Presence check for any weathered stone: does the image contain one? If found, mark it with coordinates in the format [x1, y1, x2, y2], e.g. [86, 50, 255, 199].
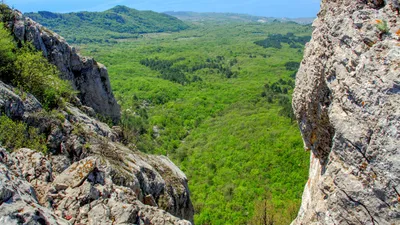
[65, 104, 119, 141]
[8, 10, 120, 122]
[0, 7, 194, 225]
[0, 149, 69, 225]
[88, 203, 112, 225]
[45, 153, 193, 224]
[8, 148, 52, 184]
[292, 0, 400, 224]
[52, 157, 98, 189]
[0, 144, 194, 224]
[0, 81, 42, 120]
[51, 154, 71, 176]
[144, 194, 158, 207]
[7, 148, 53, 205]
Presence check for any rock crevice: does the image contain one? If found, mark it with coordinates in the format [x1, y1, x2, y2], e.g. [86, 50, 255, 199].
[292, 0, 400, 224]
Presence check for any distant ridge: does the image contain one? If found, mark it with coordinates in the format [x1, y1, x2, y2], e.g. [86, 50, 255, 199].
[164, 11, 315, 25]
[24, 5, 189, 44]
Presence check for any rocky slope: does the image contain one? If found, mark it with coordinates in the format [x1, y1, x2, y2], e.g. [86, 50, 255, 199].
[0, 7, 193, 225]
[6, 9, 121, 122]
[292, 0, 399, 224]
[0, 77, 194, 225]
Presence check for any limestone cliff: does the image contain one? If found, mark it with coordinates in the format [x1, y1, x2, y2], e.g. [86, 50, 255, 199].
[0, 6, 193, 224]
[292, 0, 399, 224]
[5, 10, 121, 122]
[0, 80, 194, 224]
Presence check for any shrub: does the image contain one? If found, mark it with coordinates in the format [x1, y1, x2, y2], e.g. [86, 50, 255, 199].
[0, 21, 76, 110]
[0, 22, 15, 82]
[0, 3, 14, 23]
[13, 44, 76, 109]
[0, 115, 47, 153]
[120, 111, 148, 144]
[255, 33, 311, 49]
[278, 96, 295, 122]
[375, 19, 389, 34]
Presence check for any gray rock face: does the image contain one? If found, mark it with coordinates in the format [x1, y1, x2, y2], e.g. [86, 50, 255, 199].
[292, 0, 400, 224]
[0, 148, 192, 225]
[0, 79, 194, 223]
[6, 10, 120, 122]
[0, 148, 70, 225]
[0, 81, 42, 120]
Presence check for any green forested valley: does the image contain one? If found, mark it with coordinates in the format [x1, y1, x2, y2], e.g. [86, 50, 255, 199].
[25, 8, 313, 224]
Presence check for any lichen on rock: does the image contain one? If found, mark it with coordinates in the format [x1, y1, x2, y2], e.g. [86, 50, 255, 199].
[292, 0, 400, 224]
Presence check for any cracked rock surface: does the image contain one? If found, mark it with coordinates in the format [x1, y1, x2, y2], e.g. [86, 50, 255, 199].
[0, 70, 193, 224]
[0, 149, 193, 225]
[292, 0, 400, 224]
[7, 10, 120, 122]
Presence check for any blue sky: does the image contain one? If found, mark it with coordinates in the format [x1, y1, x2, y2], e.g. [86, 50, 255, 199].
[5, 0, 320, 18]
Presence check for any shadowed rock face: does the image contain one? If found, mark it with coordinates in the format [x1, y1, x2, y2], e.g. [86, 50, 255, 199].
[7, 10, 121, 122]
[292, 0, 399, 224]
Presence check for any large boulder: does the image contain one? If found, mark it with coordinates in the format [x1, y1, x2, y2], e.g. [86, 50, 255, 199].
[292, 0, 400, 224]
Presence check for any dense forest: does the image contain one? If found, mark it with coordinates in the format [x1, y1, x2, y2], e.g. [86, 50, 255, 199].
[139, 55, 239, 85]
[3, 3, 314, 223]
[24, 5, 189, 44]
[254, 33, 311, 49]
[76, 18, 312, 224]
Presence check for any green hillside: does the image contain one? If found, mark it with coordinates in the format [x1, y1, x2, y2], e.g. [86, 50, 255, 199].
[24, 5, 189, 44]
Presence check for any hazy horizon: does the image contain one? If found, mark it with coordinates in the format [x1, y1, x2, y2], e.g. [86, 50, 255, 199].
[5, 0, 320, 18]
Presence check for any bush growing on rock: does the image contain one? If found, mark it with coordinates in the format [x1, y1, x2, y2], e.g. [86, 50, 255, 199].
[0, 22, 15, 82]
[0, 115, 47, 153]
[0, 22, 76, 110]
[13, 45, 76, 109]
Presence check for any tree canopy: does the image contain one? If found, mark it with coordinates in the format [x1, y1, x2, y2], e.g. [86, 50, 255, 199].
[24, 6, 189, 44]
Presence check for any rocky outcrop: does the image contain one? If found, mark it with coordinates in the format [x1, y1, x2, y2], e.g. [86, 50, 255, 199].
[0, 77, 193, 223]
[5, 9, 120, 122]
[0, 81, 42, 120]
[0, 148, 70, 225]
[292, 0, 399, 224]
[0, 148, 192, 225]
